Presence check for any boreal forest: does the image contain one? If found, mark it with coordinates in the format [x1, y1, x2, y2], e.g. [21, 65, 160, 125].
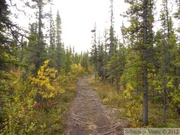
[0, 0, 180, 134]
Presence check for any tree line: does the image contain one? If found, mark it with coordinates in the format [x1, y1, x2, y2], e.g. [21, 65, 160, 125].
[90, 0, 180, 125]
[0, 0, 179, 132]
[0, 0, 91, 134]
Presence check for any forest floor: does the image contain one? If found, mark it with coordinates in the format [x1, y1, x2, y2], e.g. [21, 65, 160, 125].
[64, 75, 128, 135]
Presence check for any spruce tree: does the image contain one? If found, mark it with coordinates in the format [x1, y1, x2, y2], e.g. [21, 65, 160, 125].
[55, 10, 63, 74]
[91, 23, 98, 80]
[48, 6, 56, 68]
[0, 0, 16, 79]
[81, 52, 90, 72]
[123, 0, 155, 125]
[109, 0, 115, 56]
[0, 0, 18, 127]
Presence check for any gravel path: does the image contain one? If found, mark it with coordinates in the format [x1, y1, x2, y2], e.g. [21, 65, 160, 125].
[65, 76, 127, 135]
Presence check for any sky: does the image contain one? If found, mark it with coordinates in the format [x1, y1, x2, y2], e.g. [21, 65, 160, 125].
[11, 0, 178, 53]
[10, 0, 128, 53]
[51, 0, 178, 54]
[52, 0, 128, 53]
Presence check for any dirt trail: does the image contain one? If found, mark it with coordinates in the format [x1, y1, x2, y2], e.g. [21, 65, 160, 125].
[65, 76, 127, 135]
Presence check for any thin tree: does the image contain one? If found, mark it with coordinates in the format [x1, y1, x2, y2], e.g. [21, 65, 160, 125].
[142, 0, 148, 125]
[91, 23, 97, 80]
[109, 0, 115, 56]
[49, 6, 56, 68]
[56, 10, 63, 74]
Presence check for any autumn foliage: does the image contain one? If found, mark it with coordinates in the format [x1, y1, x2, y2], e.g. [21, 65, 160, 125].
[30, 60, 64, 99]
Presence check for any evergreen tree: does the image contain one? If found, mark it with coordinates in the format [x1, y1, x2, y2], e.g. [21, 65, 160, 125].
[106, 35, 118, 85]
[0, 0, 18, 128]
[36, 0, 44, 72]
[142, 0, 149, 125]
[173, 0, 180, 91]
[100, 0, 117, 84]
[159, 0, 178, 122]
[0, 0, 16, 79]
[81, 52, 90, 72]
[74, 52, 81, 65]
[91, 24, 98, 79]
[107, 41, 126, 92]
[48, 6, 56, 68]
[55, 10, 63, 74]
[108, 0, 115, 56]
[25, 0, 49, 75]
[97, 36, 104, 78]
[26, 23, 38, 72]
[123, 0, 155, 125]
[100, 29, 109, 82]
[64, 47, 73, 75]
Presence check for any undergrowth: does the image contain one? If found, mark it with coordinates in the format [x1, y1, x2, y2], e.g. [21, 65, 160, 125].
[1, 74, 76, 135]
[89, 76, 180, 128]
[0, 61, 91, 135]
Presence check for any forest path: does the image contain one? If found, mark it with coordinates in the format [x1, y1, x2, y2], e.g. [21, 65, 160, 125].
[64, 75, 127, 135]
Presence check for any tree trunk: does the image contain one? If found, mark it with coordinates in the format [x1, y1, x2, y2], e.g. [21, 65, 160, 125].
[36, 0, 43, 103]
[163, 0, 170, 123]
[163, 54, 167, 123]
[93, 24, 97, 80]
[142, 0, 148, 125]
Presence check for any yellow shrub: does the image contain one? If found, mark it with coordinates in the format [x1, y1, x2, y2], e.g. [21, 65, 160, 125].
[30, 60, 64, 99]
[69, 64, 86, 79]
